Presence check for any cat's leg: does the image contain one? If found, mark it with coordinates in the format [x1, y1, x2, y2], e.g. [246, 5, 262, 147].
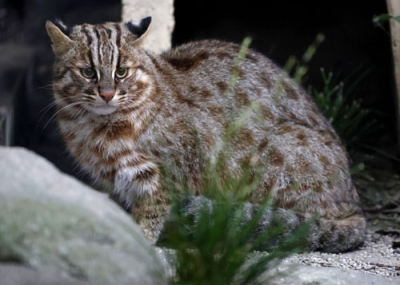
[114, 162, 169, 241]
[131, 188, 170, 242]
[113, 160, 159, 206]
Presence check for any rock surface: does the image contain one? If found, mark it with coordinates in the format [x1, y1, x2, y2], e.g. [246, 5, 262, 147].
[156, 240, 400, 285]
[0, 146, 167, 285]
[0, 264, 96, 285]
[122, 0, 174, 54]
[264, 264, 399, 285]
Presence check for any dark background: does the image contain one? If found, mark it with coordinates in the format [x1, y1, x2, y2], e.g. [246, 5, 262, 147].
[0, 0, 396, 183]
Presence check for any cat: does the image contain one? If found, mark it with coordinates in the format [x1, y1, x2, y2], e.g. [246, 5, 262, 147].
[46, 16, 366, 252]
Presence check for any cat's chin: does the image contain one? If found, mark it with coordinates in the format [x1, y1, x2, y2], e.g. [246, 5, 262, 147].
[88, 106, 118, 115]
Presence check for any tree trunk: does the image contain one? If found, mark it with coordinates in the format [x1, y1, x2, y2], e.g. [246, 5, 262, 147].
[386, 0, 400, 149]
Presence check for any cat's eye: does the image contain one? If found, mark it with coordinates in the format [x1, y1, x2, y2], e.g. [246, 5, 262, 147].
[115, 68, 128, 79]
[81, 68, 96, 79]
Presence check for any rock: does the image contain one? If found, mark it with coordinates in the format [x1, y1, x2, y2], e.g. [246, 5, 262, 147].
[262, 264, 399, 285]
[0, 146, 168, 285]
[0, 264, 96, 285]
[122, 0, 174, 54]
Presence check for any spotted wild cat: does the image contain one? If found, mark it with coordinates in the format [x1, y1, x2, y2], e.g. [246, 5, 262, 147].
[46, 17, 366, 252]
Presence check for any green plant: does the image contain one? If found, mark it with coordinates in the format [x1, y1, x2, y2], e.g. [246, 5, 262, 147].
[309, 69, 378, 153]
[159, 194, 310, 285]
[373, 14, 400, 24]
[284, 34, 325, 84]
[156, 38, 312, 285]
[282, 32, 378, 155]
[158, 142, 310, 284]
[283, 31, 377, 154]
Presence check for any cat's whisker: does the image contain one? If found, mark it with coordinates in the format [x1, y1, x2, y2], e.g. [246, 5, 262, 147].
[38, 102, 58, 117]
[39, 96, 73, 114]
[37, 83, 54, 90]
[76, 105, 88, 117]
[68, 102, 85, 115]
[42, 101, 83, 131]
[36, 96, 82, 131]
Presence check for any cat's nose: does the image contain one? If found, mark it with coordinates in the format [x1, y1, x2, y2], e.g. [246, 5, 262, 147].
[99, 89, 115, 102]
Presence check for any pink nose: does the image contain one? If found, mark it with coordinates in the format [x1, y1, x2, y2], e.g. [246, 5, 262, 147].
[100, 89, 115, 102]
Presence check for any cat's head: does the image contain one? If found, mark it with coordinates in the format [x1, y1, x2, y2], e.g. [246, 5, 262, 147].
[46, 17, 153, 115]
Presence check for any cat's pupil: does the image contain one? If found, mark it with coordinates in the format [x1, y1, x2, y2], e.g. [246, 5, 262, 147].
[115, 68, 127, 78]
[81, 68, 96, 78]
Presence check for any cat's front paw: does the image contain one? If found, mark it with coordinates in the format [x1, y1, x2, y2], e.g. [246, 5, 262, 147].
[114, 162, 160, 208]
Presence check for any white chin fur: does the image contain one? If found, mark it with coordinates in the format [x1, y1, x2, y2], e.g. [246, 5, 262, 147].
[88, 106, 118, 115]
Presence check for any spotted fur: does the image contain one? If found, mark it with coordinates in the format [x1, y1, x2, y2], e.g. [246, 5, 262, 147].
[46, 17, 366, 252]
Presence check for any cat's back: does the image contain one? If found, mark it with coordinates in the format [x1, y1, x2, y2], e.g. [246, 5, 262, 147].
[155, 40, 352, 208]
[160, 39, 279, 83]
[162, 40, 262, 68]
[157, 39, 333, 135]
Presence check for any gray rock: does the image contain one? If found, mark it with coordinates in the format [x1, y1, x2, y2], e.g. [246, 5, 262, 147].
[263, 264, 399, 285]
[0, 146, 168, 285]
[0, 264, 96, 285]
[122, 0, 174, 54]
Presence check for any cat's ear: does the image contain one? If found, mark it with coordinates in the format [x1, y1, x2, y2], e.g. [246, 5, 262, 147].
[125, 16, 152, 45]
[46, 20, 74, 57]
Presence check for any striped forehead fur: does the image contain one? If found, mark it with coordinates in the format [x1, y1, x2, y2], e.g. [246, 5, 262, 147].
[76, 23, 123, 71]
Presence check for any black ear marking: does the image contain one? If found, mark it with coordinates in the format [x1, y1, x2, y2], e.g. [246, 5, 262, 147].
[125, 16, 152, 37]
[53, 19, 72, 36]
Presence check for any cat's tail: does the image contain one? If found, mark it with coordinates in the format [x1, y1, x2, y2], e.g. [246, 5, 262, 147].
[250, 205, 366, 253]
[157, 196, 366, 253]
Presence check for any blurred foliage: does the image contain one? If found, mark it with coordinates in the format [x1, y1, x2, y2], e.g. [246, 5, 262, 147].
[373, 14, 400, 24]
